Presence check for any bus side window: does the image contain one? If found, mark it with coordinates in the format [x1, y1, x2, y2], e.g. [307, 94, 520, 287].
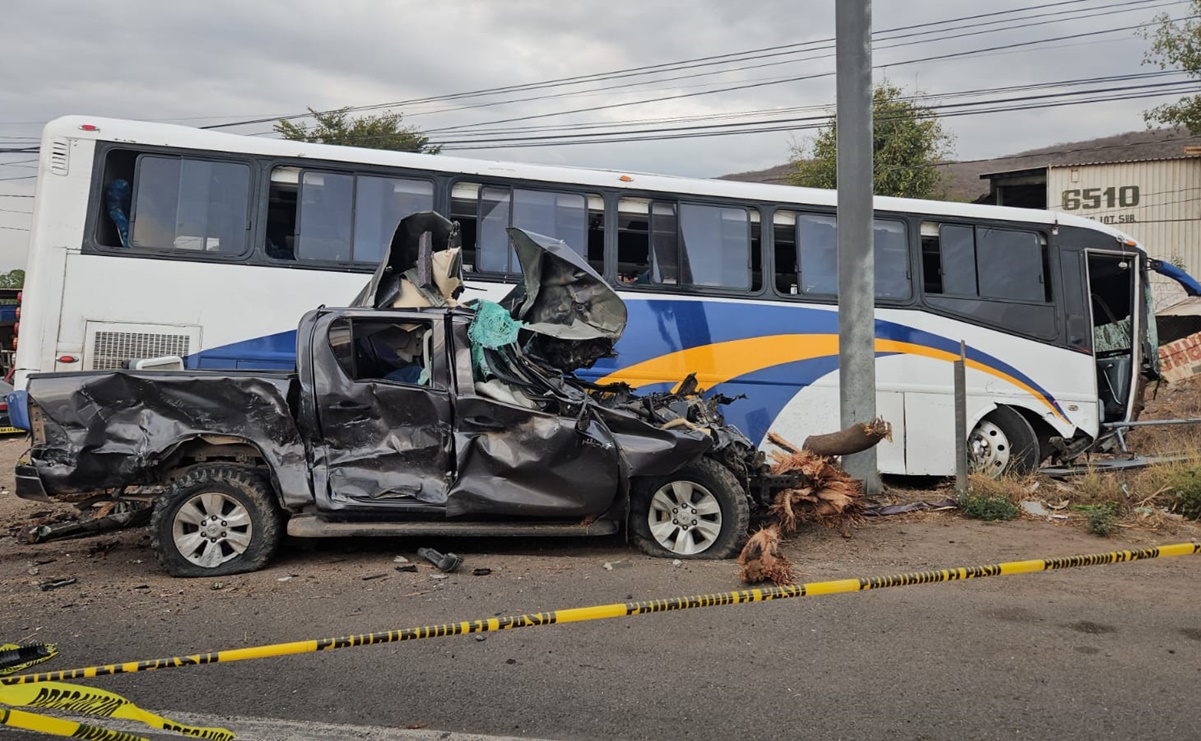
[453, 183, 600, 276]
[95, 149, 138, 249]
[617, 197, 752, 290]
[129, 155, 252, 255]
[775, 210, 910, 300]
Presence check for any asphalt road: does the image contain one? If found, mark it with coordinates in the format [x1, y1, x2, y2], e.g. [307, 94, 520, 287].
[3, 514, 1199, 741]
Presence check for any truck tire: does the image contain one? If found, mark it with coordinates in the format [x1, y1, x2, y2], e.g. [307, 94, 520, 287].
[630, 457, 749, 560]
[150, 464, 283, 578]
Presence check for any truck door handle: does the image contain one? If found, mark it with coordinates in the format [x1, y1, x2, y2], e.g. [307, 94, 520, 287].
[466, 416, 505, 430]
[335, 401, 369, 411]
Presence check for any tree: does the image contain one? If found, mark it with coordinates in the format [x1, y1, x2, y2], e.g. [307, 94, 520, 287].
[1142, 1, 1201, 133]
[0, 269, 25, 289]
[274, 108, 441, 154]
[787, 82, 954, 199]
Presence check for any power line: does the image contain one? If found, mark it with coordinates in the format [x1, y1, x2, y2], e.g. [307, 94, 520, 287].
[200, 0, 1165, 131]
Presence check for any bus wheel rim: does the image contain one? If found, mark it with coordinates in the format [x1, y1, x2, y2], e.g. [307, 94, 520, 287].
[969, 419, 1011, 474]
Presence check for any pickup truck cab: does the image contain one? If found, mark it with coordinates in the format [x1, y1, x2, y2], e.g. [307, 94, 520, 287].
[16, 216, 760, 576]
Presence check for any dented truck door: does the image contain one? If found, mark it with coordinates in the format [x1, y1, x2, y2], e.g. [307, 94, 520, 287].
[444, 317, 623, 518]
[306, 310, 453, 512]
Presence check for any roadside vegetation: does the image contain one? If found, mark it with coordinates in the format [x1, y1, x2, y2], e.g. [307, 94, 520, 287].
[952, 376, 1201, 536]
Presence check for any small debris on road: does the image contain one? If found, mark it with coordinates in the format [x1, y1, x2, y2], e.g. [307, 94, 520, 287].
[472, 567, 492, 576]
[361, 573, 388, 581]
[393, 555, 409, 564]
[417, 547, 463, 573]
[395, 564, 418, 573]
[38, 577, 77, 591]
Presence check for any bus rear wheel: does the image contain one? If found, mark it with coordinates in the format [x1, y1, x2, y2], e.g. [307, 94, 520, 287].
[969, 406, 1040, 477]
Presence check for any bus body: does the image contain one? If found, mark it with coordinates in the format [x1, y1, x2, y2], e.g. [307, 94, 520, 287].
[14, 115, 1168, 475]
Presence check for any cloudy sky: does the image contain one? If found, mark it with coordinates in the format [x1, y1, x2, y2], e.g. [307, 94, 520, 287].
[0, 0, 1192, 270]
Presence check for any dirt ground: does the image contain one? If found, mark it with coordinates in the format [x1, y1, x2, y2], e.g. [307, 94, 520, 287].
[2, 412, 1199, 612]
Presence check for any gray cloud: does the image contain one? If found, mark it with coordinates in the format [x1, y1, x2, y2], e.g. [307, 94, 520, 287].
[0, 0, 1186, 267]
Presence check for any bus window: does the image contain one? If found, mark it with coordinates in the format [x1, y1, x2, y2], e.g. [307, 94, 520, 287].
[618, 198, 752, 290]
[297, 171, 354, 262]
[774, 211, 911, 300]
[452, 183, 602, 276]
[921, 221, 1056, 340]
[129, 155, 251, 255]
[267, 167, 434, 265]
[923, 223, 1049, 302]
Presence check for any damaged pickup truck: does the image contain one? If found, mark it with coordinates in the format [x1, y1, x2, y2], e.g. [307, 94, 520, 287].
[16, 213, 769, 577]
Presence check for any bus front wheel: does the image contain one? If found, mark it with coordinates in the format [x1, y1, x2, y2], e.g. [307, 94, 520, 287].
[969, 407, 1040, 477]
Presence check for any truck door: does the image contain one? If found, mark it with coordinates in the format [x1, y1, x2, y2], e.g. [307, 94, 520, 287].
[443, 317, 623, 519]
[309, 312, 453, 512]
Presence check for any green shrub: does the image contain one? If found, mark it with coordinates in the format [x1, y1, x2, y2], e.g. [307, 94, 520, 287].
[1168, 467, 1201, 519]
[958, 494, 1019, 521]
[1074, 503, 1118, 536]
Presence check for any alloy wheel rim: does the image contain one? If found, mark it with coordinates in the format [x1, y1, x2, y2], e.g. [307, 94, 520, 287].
[172, 491, 253, 568]
[646, 480, 723, 556]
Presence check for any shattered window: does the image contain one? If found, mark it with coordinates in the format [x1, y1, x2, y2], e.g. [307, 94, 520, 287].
[130, 155, 250, 254]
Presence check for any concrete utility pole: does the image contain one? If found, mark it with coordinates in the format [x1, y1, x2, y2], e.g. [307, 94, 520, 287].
[835, 0, 882, 494]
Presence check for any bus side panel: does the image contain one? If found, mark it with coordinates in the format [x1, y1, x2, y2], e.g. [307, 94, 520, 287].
[14, 138, 96, 386]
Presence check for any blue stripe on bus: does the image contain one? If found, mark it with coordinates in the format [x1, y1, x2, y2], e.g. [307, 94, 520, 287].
[188, 298, 1065, 438]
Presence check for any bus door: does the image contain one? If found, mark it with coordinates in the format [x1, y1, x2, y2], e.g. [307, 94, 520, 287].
[1086, 251, 1141, 422]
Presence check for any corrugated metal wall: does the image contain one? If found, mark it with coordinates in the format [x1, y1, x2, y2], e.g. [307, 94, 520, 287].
[1048, 158, 1201, 307]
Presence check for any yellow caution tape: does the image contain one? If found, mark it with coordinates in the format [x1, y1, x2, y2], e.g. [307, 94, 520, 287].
[0, 643, 58, 676]
[1, 705, 149, 740]
[4, 542, 1195, 687]
[0, 681, 234, 740]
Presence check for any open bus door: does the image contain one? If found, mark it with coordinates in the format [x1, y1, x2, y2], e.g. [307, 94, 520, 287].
[1086, 251, 1142, 425]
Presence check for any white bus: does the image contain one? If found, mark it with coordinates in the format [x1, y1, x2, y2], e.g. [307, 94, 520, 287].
[14, 115, 1184, 476]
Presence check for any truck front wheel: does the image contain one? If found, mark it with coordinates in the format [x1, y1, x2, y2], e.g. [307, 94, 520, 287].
[150, 464, 283, 578]
[630, 457, 749, 560]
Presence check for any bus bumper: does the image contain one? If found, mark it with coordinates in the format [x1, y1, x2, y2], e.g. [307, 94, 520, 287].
[15, 464, 51, 502]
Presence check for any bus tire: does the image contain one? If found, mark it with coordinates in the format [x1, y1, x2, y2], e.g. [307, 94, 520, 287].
[969, 406, 1041, 477]
[150, 464, 283, 578]
[630, 457, 749, 560]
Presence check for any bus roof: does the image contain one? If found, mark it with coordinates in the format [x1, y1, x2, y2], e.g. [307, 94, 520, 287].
[42, 115, 1140, 249]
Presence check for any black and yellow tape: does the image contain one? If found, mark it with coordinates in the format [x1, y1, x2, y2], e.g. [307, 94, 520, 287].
[0, 680, 235, 740]
[1, 705, 149, 741]
[0, 643, 58, 676]
[3, 542, 1196, 688]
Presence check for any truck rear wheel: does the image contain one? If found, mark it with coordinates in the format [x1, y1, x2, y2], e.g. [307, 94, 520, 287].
[150, 464, 283, 578]
[630, 457, 749, 560]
